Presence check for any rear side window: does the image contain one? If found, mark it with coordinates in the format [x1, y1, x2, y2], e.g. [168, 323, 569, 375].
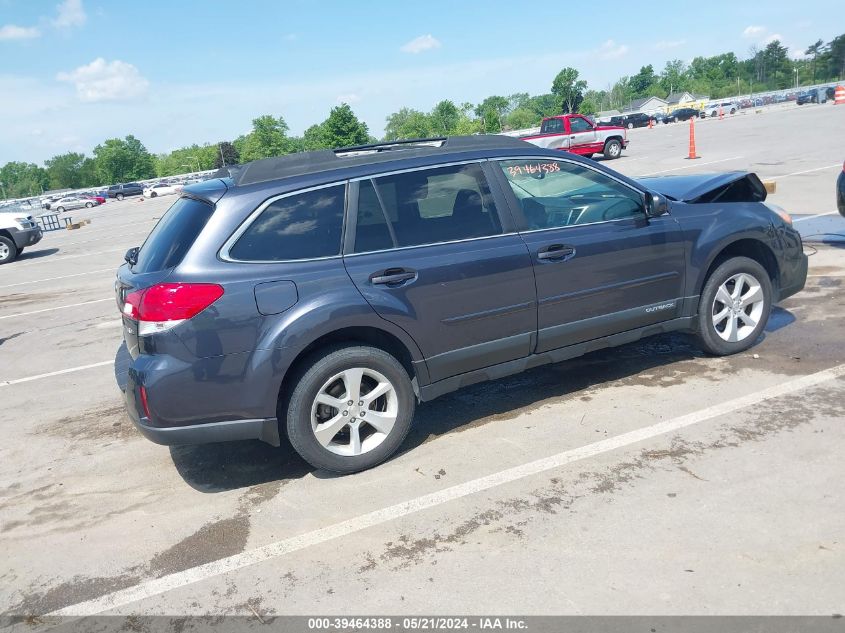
[541, 118, 563, 134]
[229, 184, 345, 261]
[133, 197, 214, 272]
[352, 163, 502, 253]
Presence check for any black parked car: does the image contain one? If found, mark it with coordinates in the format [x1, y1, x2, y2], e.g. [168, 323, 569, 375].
[115, 136, 807, 474]
[666, 107, 703, 122]
[108, 183, 144, 200]
[621, 112, 654, 129]
[837, 161, 845, 217]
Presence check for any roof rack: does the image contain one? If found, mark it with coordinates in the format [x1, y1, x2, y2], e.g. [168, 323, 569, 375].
[334, 138, 447, 157]
[213, 135, 532, 188]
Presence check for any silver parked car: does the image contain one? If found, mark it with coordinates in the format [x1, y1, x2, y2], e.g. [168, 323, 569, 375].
[52, 196, 95, 213]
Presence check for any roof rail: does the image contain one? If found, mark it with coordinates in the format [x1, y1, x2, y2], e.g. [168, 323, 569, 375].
[334, 138, 447, 157]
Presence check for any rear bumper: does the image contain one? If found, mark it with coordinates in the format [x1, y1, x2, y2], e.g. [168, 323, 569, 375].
[114, 342, 281, 446]
[132, 415, 280, 446]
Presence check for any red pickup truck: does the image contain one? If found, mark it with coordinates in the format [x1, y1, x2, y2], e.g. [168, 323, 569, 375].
[520, 114, 628, 160]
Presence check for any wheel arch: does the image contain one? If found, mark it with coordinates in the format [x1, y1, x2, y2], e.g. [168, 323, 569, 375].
[275, 324, 425, 422]
[697, 238, 780, 297]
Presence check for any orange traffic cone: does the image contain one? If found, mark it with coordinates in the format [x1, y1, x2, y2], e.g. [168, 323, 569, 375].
[719, 104, 724, 120]
[685, 116, 700, 160]
[648, 118, 653, 129]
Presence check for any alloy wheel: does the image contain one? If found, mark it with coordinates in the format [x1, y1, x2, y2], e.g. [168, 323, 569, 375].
[711, 273, 765, 342]
[310, 367, 398, 457]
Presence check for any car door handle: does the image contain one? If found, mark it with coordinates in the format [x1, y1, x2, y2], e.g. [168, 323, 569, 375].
[537, 244, 576, 261]
[370, 268, 417, 286]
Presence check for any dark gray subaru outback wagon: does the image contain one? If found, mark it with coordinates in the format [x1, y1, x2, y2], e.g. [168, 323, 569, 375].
[115, 135, 807, 473]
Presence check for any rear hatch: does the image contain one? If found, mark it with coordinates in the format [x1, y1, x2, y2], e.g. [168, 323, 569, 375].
[115, 195, 217, 358]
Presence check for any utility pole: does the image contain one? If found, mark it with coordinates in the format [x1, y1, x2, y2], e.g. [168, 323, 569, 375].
[219, 144, 226, 167]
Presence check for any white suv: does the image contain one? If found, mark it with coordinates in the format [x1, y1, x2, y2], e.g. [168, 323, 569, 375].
[0, 211, 43, 264]
[704, 101, 737, 117]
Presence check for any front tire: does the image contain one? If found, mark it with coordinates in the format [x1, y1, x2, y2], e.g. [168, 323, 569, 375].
[56, 206, 65, 213]
[150, 192, 157, 198]
[285, 345, 416, 474]
[695, 257, 772, 356]
[0, 236, 18, 264]
[116, 194, 124, 201]
[603, 139, 622, 159]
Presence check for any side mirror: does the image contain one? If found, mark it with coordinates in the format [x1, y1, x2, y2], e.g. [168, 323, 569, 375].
[644, 191, 669, 218]
[124, 246, 139, 265]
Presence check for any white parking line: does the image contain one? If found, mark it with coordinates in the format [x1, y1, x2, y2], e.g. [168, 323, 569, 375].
[16, 248, 126, 267]
[50, 362, 845, 616]
[0, 298, 112, 320]
[637, 156, 744, 177]
[50, 226, 153, 249]
[0, 360, 113, 387]
[0, 268, 113, 289]
[794, 211, 840, 222]
[771, 164, 840, 179]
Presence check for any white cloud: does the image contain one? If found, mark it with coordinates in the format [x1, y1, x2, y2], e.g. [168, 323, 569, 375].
[742, 25, 766, 39]
[336, 93, 361, 104]
[0, 24, 41, 40]
[598, 39, 629, 60]
[763, 33, 783, 44]
[52, 0, 87, 29]
[654, 39, 686, 50]
[56, 58, 149, 102]
[400, 34, 441, 54]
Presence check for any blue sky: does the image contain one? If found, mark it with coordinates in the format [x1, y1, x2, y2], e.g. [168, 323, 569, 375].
[1, 0, 840, 164]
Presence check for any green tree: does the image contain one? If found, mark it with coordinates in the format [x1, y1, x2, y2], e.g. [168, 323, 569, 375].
[578, 97, 599, 115]
[429, 100, 461, 136]
[384, 108, 432, 140]
[0, 162, 49, 198]
[524, 93, 561, 118]
[78, 157, 99, 187]
[504, 107, 540, 130]
[629, 64, 657, 97]
[92, 135, 155, 184]
[474, 95, 510, 129]
[214, 141, 240, 169]
[44, 152, 87, 190]
[659, 59, 689, 95]
[551, 67, 587, 113]
[319, 103, 370, 148]
[822, 33, 845, 79]
[239, 115, 295, 162]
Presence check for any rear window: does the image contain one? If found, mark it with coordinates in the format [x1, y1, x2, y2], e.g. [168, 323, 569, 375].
[132, 197, 214, 273]
[228, 184, 345, 261]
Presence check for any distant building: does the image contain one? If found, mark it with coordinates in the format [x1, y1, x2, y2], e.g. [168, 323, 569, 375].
[666, 91, 710, 106]
[621, 97, 667, 114]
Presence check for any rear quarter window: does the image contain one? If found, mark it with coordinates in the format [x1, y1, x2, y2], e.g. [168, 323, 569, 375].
[228, 184, 345, 261]
[132, 197, 214, 273]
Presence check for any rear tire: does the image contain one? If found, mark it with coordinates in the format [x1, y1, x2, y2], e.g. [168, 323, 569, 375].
[603, 139, 622, 159]
[626, 122, 634, 129]
[85, 201, 93, 208]
[0, 236, 18, 265]
[56, 206, 65, 213]
[695, 257, 772, 356]
[285, 345, 416, 474]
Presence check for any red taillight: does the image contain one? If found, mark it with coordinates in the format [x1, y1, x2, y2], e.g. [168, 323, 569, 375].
[122, 283, 223, 335]
[139, 385, 151, 418]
